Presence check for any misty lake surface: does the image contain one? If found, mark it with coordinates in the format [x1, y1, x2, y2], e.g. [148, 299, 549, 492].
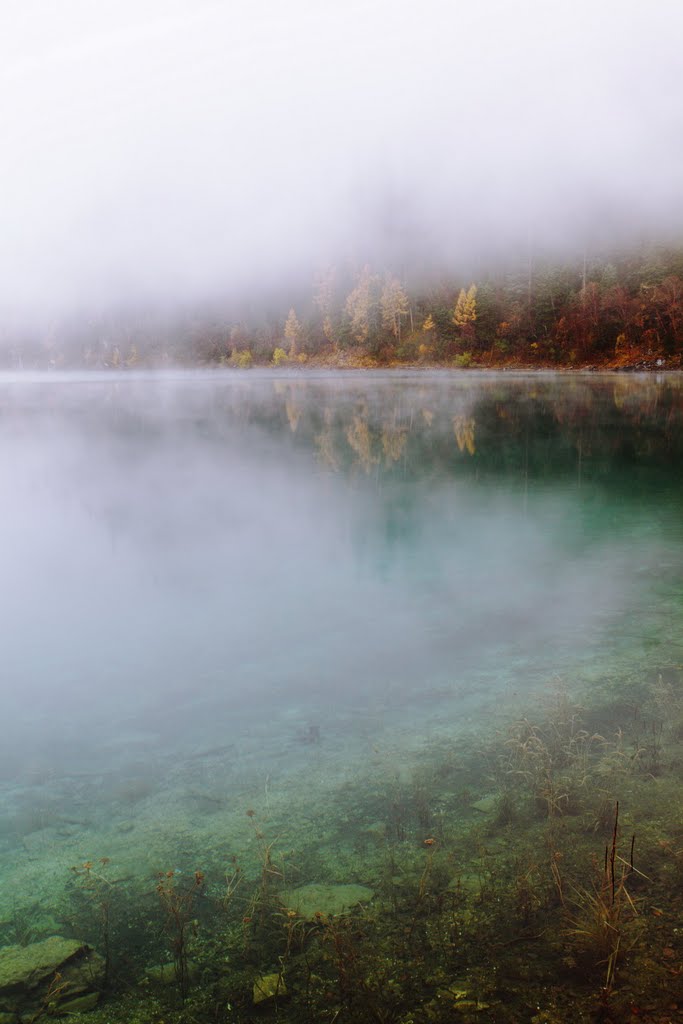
[1, 369, 682, 1020]
[1, 370, 680, 769]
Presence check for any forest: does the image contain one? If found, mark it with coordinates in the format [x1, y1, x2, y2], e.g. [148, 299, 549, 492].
[3, 243, 683, 370]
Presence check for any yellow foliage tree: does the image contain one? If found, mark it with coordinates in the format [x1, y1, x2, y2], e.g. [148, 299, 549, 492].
[345, 266, 378, 344]
[380, 275, 409, 341]
[453, 285, 477, 328]
[284, 308, 302, 358]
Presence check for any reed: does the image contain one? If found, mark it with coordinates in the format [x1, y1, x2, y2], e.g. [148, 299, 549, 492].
[553, 803, 645, 996]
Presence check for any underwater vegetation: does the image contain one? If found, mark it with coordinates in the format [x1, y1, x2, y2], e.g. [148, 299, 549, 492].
[2, 665, 683, 1024]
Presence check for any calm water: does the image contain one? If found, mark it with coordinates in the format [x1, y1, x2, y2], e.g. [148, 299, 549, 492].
[1, 371, 680, 770]
[1, 370, 682, 1020]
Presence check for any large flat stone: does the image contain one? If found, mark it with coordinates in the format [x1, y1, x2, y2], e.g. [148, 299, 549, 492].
[0, 936, 104, 1018]
[279, 883, 373, 920]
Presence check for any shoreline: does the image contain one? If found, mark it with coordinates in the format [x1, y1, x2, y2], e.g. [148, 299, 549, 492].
[0, 358, 680, 375]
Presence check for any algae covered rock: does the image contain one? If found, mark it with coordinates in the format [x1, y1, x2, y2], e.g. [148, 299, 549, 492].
[58, 992, 100, 1014]
[252, 972, 287, 1004]
[144, 961, 200, 988]
[470, 793, 498, 814]
[0, 936, 104, 1019]
[279, 882, 373, 920]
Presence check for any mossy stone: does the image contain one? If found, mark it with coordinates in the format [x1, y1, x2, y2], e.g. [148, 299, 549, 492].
[279, 882, 373, 920]
[59, 992, 100, 1014]
[0, 936, 104, 1018]
[144, 962, 198, 987]
[470, 793, 498, 814]
[253, 973, 287, 1004]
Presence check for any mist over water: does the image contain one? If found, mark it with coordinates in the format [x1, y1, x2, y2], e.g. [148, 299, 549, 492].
[1, 371, 680, 788]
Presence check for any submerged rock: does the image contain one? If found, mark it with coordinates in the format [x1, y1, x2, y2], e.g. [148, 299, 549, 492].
[144, 961, 199, 987]
[0, 935, 104, 1019]
[252, 972, 287, 1004]
[58, 992, 100, 1014]
[470, 793, 498, 814]
[279, 882, 373, 920]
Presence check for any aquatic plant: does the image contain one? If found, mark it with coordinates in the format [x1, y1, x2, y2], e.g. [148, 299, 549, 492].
[503, 718, 570, 817]
[69, 858, 115, 985]
[244, 809, 287, 926]
[27, 971, 70, 1024]
[637, 717, 665, 776]
[155, 868, 205, 1000]
[319, 914, 407, 1024]
[500, 686, 615, 819]
[406, 836, 439, 943]
[553, 803, 644, 997]
[3, 898, 38, 947]
[274, 906, 319, 965]
[222, 855, 243, 913]
[511, 856, 545, 926]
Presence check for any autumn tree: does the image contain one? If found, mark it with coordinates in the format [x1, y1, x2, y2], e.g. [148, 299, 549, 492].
[313, 266, 339, 348]
[471, 282, 500, 354]
[601, 285, 637, 352]
[417, 313, 436, 361]
[452, 284, 478, 351]
[655, 275, 683, 350]
[284, 308, 302, 358]
[345, 266, 380, 348]
[574, 281, 603, 356]
[532, 266, 576, 345]
[380, 274, 409, 343]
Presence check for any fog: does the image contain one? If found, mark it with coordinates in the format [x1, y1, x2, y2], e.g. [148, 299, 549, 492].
[3, 0, 683, 319]
[1, 371, 680, 787]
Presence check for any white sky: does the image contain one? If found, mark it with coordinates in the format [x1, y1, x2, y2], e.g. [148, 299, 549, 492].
[2, 0, 683, 316]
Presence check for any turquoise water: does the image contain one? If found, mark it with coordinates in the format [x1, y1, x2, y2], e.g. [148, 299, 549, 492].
[0, 370, 682, 1022]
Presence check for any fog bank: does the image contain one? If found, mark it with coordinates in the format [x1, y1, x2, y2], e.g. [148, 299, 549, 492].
[2, 0, 683, 319]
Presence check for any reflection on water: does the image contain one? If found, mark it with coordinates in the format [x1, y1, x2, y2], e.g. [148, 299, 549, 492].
[0, 370, 681, 1022]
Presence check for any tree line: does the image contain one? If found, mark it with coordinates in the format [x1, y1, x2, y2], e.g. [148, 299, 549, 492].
[4, 244, 683, 368]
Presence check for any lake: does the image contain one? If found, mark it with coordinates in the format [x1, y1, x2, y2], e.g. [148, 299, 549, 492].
[0, 370, 681, 1022]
